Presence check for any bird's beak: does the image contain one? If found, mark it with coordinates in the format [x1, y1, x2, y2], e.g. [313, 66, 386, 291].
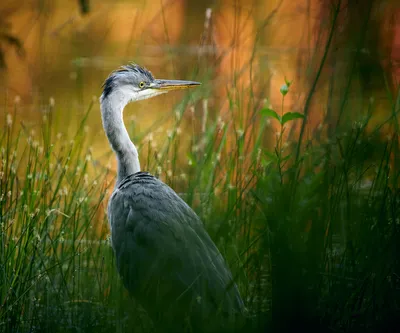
[149, 79, 201, 91]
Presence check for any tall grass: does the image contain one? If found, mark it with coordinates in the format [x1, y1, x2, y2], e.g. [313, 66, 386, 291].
[254, 88, 400, 332]
[1, 3, 400, 333]
[1, 78, 399, 333]
[0, 102, 118, 332]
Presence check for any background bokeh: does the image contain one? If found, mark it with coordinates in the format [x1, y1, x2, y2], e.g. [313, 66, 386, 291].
[1, 1, 399, 155]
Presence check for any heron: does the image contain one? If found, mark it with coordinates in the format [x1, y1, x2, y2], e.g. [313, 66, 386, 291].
[100, 63, 246, 333]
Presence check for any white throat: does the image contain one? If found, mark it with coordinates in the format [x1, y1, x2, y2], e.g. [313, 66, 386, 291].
[100, 90, 141, 184]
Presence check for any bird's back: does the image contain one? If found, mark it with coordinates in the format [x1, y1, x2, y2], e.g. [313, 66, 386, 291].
[108, 172, 245, 332]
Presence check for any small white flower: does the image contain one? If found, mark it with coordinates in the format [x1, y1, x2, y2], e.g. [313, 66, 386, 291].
[205, 8, 212, 20]
[6, 114, 12, 127]
[145, 133, 154, 143]
[62, 186, 68, 196]
[256, 148, 262, 163]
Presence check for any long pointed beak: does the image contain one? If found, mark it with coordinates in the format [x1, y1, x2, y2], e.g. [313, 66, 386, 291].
[149, 79, 201, 91]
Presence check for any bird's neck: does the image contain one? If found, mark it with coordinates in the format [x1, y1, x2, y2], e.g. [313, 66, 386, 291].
[100, 91, 141, 184]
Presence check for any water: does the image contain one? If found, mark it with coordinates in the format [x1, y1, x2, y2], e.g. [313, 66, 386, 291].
[1, 0, 398, 171]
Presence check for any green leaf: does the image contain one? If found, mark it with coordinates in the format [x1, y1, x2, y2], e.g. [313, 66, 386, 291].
[186, 152, 197, 167]
[281, 112, 304, 125]
[263, 150, 279, 162]
[284, 77, 293, 88]
[260, 108, 281, 122]
[261, 157, 273, 168]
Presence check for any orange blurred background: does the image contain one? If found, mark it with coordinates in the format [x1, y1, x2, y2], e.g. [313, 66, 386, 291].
[0, 0, 399, 168]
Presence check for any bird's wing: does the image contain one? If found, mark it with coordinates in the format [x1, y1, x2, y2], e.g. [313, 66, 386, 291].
[108, 172, 244, 321]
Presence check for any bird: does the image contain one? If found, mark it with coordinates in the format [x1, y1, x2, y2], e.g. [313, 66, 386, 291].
[100, 63, 246, 333]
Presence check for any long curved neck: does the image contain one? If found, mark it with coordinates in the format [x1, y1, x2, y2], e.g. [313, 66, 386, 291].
[100, 91, 140, 184]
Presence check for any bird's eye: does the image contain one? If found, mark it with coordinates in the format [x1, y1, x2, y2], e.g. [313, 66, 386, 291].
[139, 81, 145, 88]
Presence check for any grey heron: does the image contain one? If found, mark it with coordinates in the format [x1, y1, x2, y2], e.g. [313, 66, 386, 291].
[100, 64, 246, 332]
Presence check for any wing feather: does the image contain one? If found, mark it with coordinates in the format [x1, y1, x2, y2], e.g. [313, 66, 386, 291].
[108, 172, 244, 332]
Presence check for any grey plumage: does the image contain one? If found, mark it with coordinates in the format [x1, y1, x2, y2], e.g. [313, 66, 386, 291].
[102, 64, 155, 99]
[100, 64, 246, 332]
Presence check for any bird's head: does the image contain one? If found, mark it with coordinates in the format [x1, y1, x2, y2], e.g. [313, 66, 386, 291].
[100, 63, 200, 103]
